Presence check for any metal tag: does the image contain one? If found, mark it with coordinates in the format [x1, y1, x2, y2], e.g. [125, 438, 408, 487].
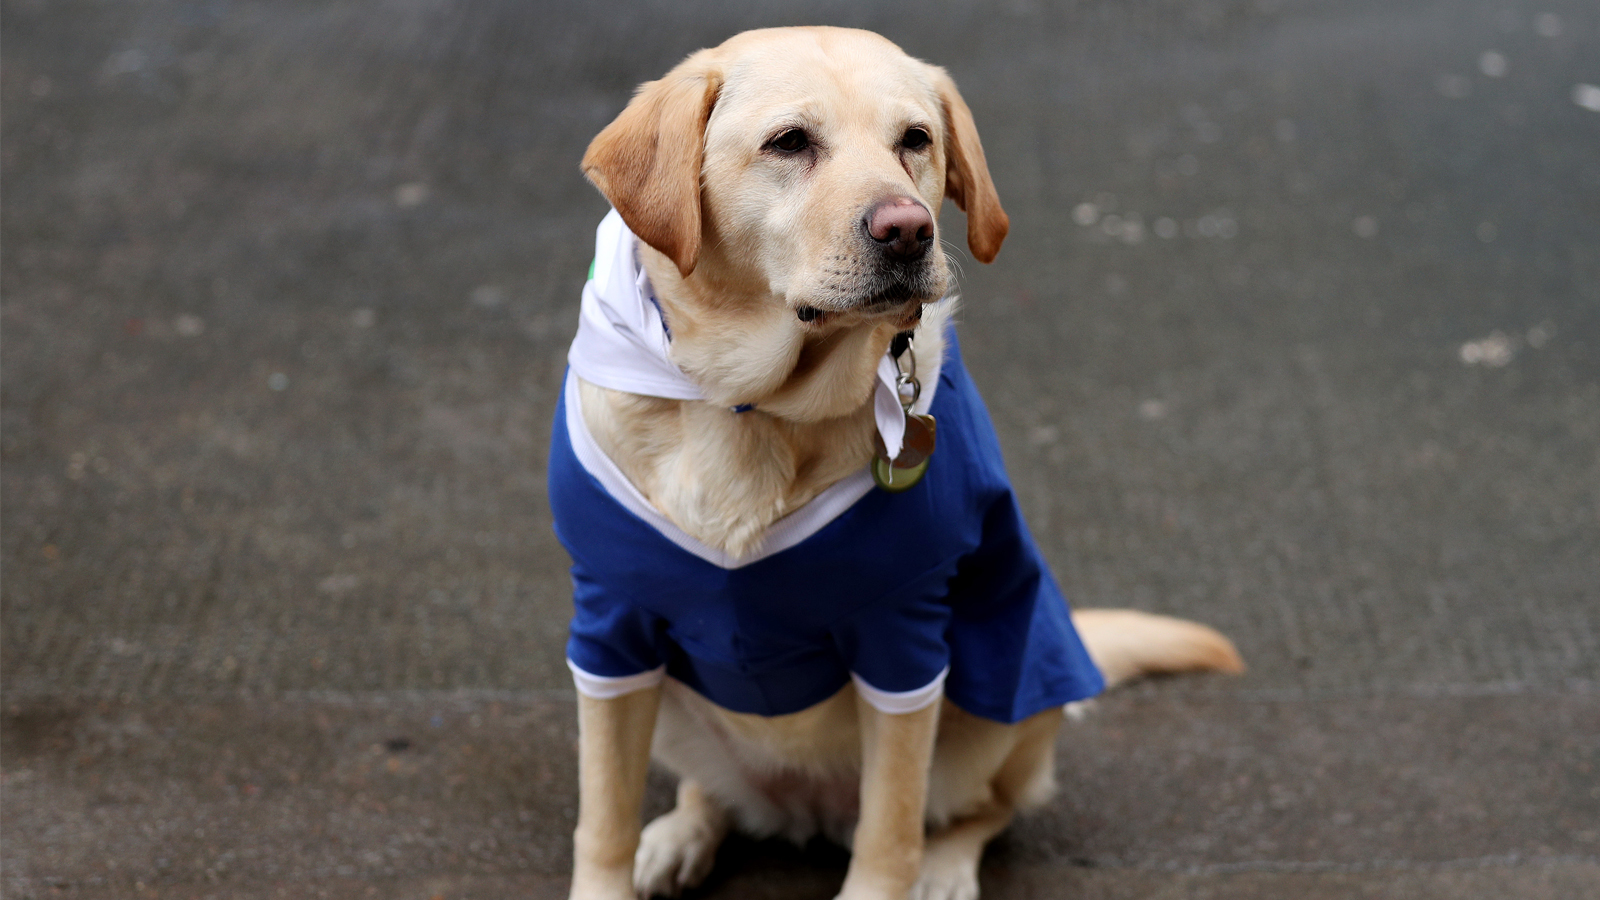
[872, 413, 936, 492]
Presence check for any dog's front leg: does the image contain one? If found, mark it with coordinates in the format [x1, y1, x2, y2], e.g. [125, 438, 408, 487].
[569, 687, 661, 900]
[837, 696, 941, 900]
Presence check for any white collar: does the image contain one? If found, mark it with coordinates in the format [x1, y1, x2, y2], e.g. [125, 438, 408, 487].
[567, 209, 916, 458]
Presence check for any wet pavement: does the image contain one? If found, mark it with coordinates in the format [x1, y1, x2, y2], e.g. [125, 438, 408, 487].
[3, 1, 1598, 898]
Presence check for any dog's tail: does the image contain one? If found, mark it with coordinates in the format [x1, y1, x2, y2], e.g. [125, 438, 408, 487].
[1072, 608, 1245, 689]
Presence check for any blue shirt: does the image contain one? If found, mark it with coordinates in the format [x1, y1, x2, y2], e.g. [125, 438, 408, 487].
[550, 333, 1104, 723]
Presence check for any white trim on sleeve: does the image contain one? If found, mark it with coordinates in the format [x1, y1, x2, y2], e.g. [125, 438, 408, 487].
[851, 667, 949, 715]
[567, 658, 666, 699]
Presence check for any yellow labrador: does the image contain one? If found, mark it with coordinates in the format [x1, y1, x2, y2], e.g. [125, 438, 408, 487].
[562, 27, 1243, 900]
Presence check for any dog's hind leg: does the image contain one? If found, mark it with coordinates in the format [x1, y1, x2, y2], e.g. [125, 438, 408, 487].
[634, 779, 730, 898]
[911, 803, 1012, 900]
[916, 705, 1064, 900]
[636, 778, 736, 896]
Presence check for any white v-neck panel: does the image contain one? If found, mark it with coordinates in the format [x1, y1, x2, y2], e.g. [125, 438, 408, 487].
[562, 362, 941, 571]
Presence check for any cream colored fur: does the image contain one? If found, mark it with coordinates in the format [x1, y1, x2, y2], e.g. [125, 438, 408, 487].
[565, 27, 1243, 900]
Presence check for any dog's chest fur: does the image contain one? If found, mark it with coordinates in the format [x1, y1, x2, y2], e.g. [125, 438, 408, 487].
[656, 679, 867, 845]
[579, 289, 952, 559]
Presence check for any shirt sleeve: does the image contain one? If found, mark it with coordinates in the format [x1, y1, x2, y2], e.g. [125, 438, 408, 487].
[565, 570, 666, 698]
[832, 585, 954, 714]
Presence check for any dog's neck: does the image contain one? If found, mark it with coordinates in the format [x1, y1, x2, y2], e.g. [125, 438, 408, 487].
[576, 244, 945, 559]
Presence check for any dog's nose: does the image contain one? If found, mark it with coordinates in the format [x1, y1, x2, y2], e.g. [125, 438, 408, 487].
[864, 197, 934, 261]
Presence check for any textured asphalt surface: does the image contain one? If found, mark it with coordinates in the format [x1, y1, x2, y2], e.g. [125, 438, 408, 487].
[3, 1, 1598, 898]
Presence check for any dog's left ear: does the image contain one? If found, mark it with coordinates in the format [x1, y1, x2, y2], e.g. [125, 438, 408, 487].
[582, 53, 722, 277]
[930, 67, 1009, 264]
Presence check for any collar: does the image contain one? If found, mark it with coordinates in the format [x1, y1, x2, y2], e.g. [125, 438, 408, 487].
[568, 209, 917, 459]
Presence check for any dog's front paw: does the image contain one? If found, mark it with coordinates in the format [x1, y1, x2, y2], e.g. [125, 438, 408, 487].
[633, 807, 723, 898]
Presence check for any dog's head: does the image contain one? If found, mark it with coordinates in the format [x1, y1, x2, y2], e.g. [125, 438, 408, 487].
[582, 27, 1008, 327]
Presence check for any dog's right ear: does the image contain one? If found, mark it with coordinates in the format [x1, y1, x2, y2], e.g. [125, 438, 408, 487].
[582, 56, 721, 277]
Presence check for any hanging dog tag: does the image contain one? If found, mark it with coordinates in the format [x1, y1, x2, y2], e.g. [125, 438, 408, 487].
[872, 412, 936, 492]
[895, 412, 937, 469]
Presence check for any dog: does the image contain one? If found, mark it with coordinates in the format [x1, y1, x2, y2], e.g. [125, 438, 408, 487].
[551, 27, 1244, 900]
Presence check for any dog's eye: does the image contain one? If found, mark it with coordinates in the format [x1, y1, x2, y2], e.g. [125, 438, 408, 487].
[769, 129, 810, 154]
[901, 127, 932, 150]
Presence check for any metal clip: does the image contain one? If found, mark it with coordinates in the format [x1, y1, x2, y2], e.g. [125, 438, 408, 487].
[893, 338, 920, 411]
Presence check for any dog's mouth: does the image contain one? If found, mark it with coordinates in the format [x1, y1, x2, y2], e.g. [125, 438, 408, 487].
[797, 291, 925, 330]
[795, 250, 946, 326]
[850, 273, 940, 325]
[860, 280, 920, 309]
[798, 290, 924, 324]
[846, 265, 944, 313]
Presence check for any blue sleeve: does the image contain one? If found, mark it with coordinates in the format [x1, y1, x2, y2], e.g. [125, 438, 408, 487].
[832, 582, 954, 695]
[564, 569, 664, 678]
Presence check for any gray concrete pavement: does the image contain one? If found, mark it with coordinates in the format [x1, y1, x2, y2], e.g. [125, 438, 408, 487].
[3, 1, 1597, 898]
